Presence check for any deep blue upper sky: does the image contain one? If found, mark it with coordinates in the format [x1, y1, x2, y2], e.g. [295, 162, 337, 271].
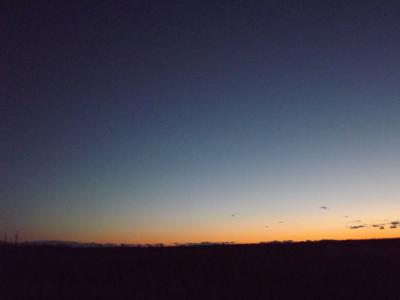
[2, 1, 400, 243]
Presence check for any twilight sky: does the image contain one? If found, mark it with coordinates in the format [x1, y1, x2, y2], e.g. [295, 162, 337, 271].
[2, 1, 400, 244]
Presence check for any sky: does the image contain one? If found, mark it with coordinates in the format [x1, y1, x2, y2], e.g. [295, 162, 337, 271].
[2, 1, 400, 244]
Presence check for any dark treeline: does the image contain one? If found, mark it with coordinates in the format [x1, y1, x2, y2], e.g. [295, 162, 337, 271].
[1, 239, 400, 299]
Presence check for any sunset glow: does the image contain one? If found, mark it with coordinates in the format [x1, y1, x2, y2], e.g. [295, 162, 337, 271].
[3, 1, 400, 245]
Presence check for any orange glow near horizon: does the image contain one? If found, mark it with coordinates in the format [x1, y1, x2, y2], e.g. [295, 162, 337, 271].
[21, 224, 400, 245]
[18, 198, 400, 245]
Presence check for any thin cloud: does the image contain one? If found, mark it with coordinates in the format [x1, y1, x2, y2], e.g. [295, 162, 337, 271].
[371, 224, 385, 228]
[349, 225, 367, 230]
[370, 220, 400, 229]
[350, 220, 362, 223]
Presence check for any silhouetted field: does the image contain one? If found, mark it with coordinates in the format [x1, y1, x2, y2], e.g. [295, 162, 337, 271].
[1, 239, 400, 299]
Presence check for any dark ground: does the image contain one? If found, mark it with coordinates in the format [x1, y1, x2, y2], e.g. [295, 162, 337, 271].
[1, 239, 400, 300]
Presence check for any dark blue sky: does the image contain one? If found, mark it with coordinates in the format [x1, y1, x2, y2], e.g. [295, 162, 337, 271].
[2, 1, 400, 243]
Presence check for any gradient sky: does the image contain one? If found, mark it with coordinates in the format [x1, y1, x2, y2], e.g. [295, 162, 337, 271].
[2, 1, 400, 244]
